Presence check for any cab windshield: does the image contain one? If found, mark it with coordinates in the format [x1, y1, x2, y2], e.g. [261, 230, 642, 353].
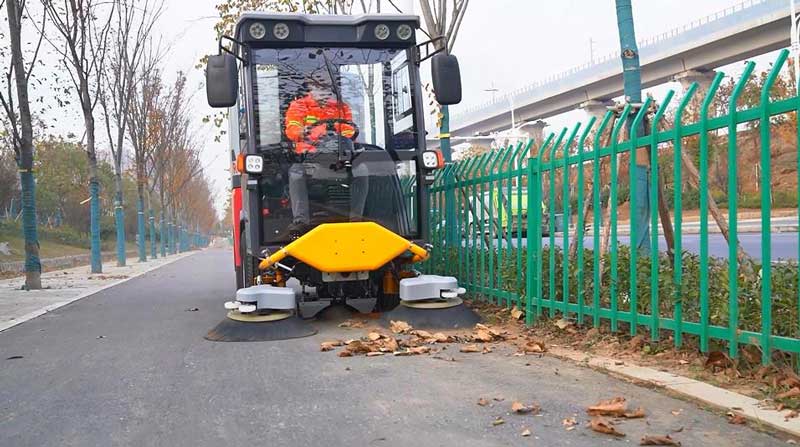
[247, 47, 419, 243]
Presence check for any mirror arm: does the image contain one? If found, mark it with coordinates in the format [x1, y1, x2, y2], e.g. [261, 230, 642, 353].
[415, 36, 447, 64]
[219, 35, 247, 64]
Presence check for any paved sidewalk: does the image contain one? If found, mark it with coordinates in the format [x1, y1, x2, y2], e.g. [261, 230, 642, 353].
[0, 251, 199, 332]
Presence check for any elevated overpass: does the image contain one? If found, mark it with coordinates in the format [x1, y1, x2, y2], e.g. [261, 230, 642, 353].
[429, 0, 792, 146]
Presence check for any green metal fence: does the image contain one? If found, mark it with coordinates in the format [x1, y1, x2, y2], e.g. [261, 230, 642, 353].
[426, 49, 800, 366]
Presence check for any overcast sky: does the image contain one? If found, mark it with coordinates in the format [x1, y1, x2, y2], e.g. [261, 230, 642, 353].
[19, 0, 784, 218]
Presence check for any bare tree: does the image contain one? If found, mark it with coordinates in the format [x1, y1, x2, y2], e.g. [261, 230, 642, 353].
[42, 0, 115, 273]
[0, 0, 47, 289]
[99, 0, 164, 266]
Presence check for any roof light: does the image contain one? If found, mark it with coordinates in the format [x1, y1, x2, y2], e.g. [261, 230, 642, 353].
[249, 22, 266, 39]
[273, 22, 290, 40]
[396, 24, 413, 40]
[374, 24, 390, 40]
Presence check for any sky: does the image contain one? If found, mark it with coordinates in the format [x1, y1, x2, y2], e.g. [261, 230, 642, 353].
[14, 0, 784, 219]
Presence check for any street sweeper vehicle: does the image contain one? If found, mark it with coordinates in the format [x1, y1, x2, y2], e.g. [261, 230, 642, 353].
[204, 12, 478, 341]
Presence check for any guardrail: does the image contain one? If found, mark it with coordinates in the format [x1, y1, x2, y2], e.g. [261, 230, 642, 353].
[426, 49, 800, 368]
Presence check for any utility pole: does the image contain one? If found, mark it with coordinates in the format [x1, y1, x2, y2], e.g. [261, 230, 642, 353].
[614, 0, 649, 251]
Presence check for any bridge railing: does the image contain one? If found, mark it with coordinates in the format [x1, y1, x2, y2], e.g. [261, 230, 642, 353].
[426, 49, 800, 368]
[449, 0, 781, 129]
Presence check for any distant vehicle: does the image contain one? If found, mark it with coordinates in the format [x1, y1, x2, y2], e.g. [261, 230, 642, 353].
[432, 189, 550, 239]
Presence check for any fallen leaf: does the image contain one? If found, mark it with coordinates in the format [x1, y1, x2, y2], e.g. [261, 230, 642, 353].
[520, 428, 531, 437]
[776, 387, 800, 400]
[408, 346, 431, 355]
[390, 320, 412, 334]
[412, 330, 433, 339]
[477, 398, 489, 407]
[337, 351, 352, 357]
[366, 352, 384, 357]
[511, 401, 539, 414]
[554, 318, 571, 330]
[367, 332, 383, 341]
[338, 319, 366, 328]
[382, 337, 400, 352]
[460, 344, 481, 353]
[727, 412, 746, 425]
[345, 340, 375, 354]
[482, 346, 493, 354]
[624, 407, 646, 419]
[587, 397, 627, 417]
[640, 435, 681, 446]
[491, 417, 505, 426]
[677, 360, 690, 365]
[320, 340, 343, 351]
[523, 340, 547, 353]
[670, 409, 683, 416]
[590, 416, 625, 437]
[705, 351, 733, 371]
[510, 306, 524, 320]
[562, 417, 578, 430]
[432, 332, 451, 343]
[785, 410, 799, 421]
[474, 329, 495, 342]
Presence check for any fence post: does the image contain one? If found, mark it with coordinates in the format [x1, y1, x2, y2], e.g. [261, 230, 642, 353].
[727, 62, 754, 358]
[548, 128, 568, 318]
[698, 71, 725, 353]
[649, 91, 674, 341]
[672, 84, 697, 348]
[608, 106, 631, 332]
[574, 118, 596, 325]
[628, 97, 652, 336]
[758, 49, 789, 364]
[592, 112, 614, 328]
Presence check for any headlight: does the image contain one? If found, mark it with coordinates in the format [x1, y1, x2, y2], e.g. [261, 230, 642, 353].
[396, 24, 413, 40]
[245, 155, 264, 174]
[273, 22, 290, 40]
[421, 150, 442, 169]
[374, 24, 390, 40]
[249, 22, 266, 40]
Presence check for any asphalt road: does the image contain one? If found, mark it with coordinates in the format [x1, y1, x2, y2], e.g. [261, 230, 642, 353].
[473, 232, 800, 261]
[0, 249, 785, 446]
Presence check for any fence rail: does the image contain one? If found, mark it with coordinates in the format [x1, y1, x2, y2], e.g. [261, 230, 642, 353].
[426, 49, 800, 367]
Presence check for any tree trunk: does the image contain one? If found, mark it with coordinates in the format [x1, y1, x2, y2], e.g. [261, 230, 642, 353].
[7, 0, 41, 289]
[84, 109, 103, 274]
[679, 150, 752, 268]
[136, 181, 146, 262]
[114, 172, 127, 266]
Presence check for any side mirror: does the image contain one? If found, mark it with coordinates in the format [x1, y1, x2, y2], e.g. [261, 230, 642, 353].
[431, 53, 462, 105]
[206, 53, 238, 108]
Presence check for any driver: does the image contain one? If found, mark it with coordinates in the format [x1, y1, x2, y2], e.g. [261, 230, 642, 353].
[284, 72, 356, 154]
[284, 70, 367, 236]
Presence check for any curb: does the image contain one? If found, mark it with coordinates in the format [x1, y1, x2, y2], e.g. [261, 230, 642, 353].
[0, 250, 201, 334]
[548, 347, 800, 439]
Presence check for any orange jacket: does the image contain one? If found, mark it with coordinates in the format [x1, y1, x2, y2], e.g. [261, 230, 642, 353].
[284, 94, 356, 153]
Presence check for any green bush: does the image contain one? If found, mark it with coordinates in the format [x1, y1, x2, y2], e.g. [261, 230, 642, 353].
[428, 242, 800, 340]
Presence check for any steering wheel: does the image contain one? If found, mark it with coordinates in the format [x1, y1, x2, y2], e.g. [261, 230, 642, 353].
[318, 118, 360, 140]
